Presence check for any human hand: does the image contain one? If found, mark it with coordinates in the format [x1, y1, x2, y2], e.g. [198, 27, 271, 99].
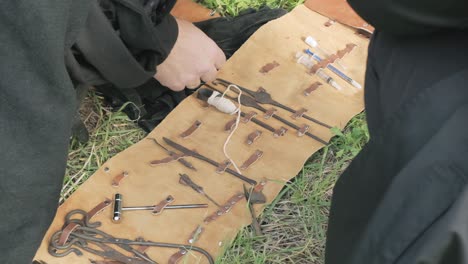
[154, 18, 226, 91]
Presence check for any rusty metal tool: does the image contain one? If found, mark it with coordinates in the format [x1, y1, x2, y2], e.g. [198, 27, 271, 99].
[179, 173, 221, 207]
[50, 212, 156, 264]
[213, 78, 332, 129]
[243, 185, 263, 236]
[239, 112, 287, 137]
[112, 194, 208, 222]
[203, 85, 328, 145]
[162, 137, 258, 185]
[204, 193, 245, 223]
[148, 138, 197, 171]
[197, 88, 287, 137]
[48, 211, 215, 264]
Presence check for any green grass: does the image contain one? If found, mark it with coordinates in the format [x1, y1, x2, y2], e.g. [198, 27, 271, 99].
[203, 0, 304, 16]
[215, 114, 368, 264]
[63, 1, 369, 263]
[62, 94, 146, 202]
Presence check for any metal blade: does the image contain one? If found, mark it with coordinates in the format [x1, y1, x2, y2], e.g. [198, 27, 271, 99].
[163, 138, 204, 160]
[148, 138, 197, 171]
[162, 138, 257, 185]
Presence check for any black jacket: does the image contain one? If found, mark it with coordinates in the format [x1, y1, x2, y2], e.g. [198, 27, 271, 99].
[348, 0, 468, 35]
[0, 1, 177, 263]
[325, 1, 468, 263]
[68, 0, 178, 89]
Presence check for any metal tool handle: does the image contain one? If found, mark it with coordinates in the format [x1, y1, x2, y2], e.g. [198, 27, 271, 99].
[112, 194, 123, 222]
[121, 204, 208, 211]
[179, 173, 203, 193]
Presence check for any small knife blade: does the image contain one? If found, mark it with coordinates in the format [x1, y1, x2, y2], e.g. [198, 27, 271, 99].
[163, 137, 257, 185]
[148, 138, 197, 171]
[179, 173, 221, 207]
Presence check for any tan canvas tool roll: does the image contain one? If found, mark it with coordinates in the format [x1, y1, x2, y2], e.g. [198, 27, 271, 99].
[34, 4, 370, 264]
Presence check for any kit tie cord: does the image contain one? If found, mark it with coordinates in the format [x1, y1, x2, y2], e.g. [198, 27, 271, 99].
[207, 90, 238, 114]
[223, 85, 242, 174]
[207, 85, 243, 174]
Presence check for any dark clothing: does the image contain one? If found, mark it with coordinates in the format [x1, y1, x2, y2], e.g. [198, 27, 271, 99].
[97, 7, 288, 132]
[69, 0, 178, 89]
[194, 7, 288, 59]
[0, 1, 90, 263]
[325, 20, 468, 264]
[326, 2, 468, 263]
[0, 1, 177, 263]
[348, 0, 468, 35]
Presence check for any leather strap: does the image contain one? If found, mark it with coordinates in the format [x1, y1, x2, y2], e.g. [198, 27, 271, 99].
[204, 193, 244, 224]
[111, 171, 129, 187]
[292, 108, 308, 119]
[264, 108, 277, 119]
[179, 120, 202, 138]
[310, 44, 356, 74]
[297, 124, 310, 137]
[87, 198, 112, 219]
[254, 180, 267, 193]
[241, 111, 257, 123]
[134, 237, 151, 255]
[259, 61, 280, 74]
[57, 223, 80, 246]
[152, 195, 175, 215]
[58, 198, 112, 246]
[167, 224, 204, 263]
[168, 249, 187, 264]
[136, 246, 150, 254]
[225, 112, 256, 132]
[246, 130, 262, 145]
[240, 150, 264, 170]
[150, 153, 185, 166]
[273, 127, 288, 137]
[224, 118, 236, 132]
[248, 179, 268, 204]
[304, 82, 322, 96]
[216, 160, 231, 174]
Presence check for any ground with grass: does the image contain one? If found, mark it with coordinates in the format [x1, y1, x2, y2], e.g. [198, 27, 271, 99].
[63, 1, 369, 263]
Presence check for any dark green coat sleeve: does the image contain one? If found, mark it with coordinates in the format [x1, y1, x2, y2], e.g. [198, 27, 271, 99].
[348, 0, 468, 35]
[0, 1, 91, 263]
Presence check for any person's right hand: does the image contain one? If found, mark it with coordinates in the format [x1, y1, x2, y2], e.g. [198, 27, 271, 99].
[154, 18, 226, 91]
